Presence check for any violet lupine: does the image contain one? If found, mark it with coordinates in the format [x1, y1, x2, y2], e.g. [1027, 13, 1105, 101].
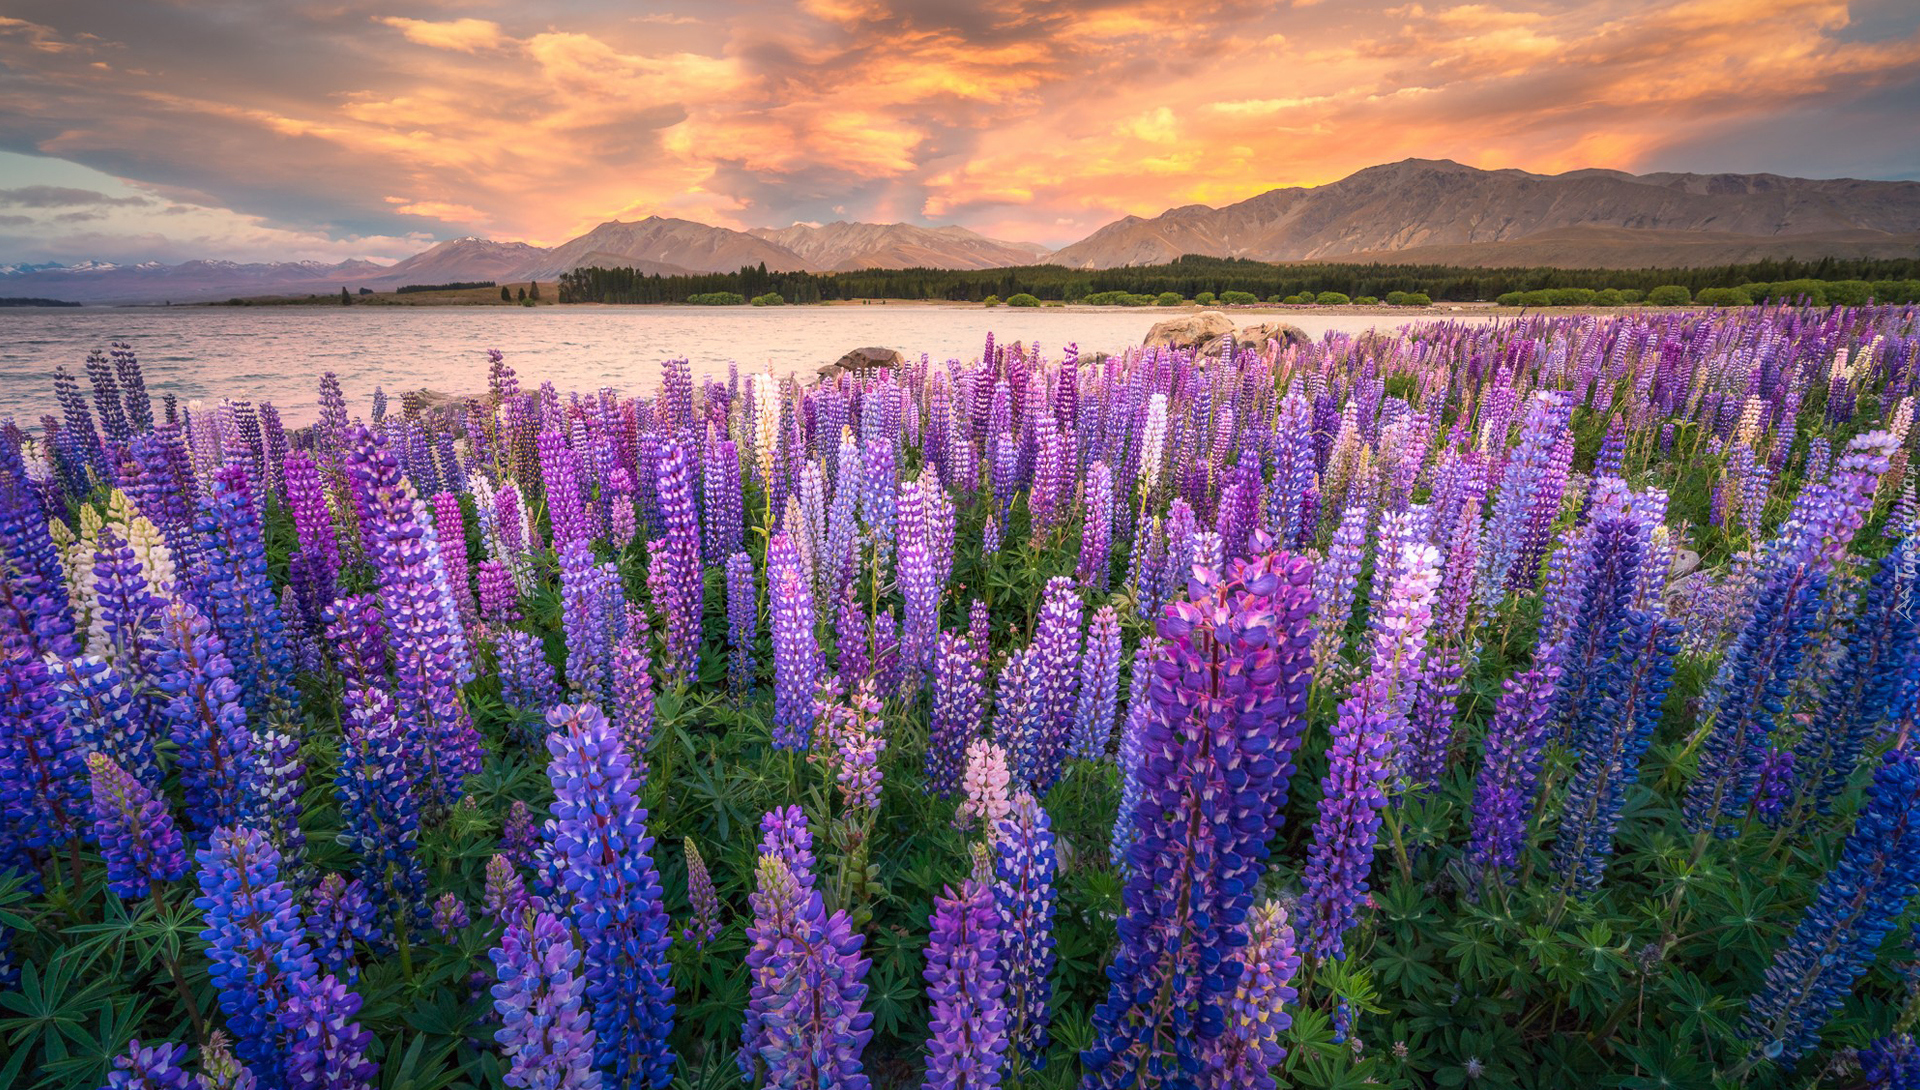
[612, 638, 656, 770]
[490, 910, 601, 1090]
[922, 878, 1009, 1090]
[347, 426, 483, 807]
[193, 463, 295, 712]
[1070, 606, 1122, 761]
[1078, 461, 1114, 589]
[835, 586, 871, 687]
[1465, 652, 1565, 882]
[3, 648, 86, 866]
[430, 491, 478, 638]
[739, 848, 874, 1090]
[154, 600, 252, 839]
[703, 437, 743, 567]
[1482, 392, 1568, 601]
[991, 790, 1057, 1066]
[927, 633, 986, 798]
[1204, 901, 1301, 1090]
[334, 682, 427, 925]
[682, 838, 720, 949]
[1027, 577, 1083, 793]
[768, 532, 820, 750]
[559, 539, 618, 704]
[1311, 498, 1369, 671]
[1109, 642, 1154, 868]
[1084, 548, 1315, 1088]
[306, 874, 380, 980]
[0, 476, 77, 658]
[52, 654, 156, 789]
[478, 560, 519, 631]
[1798, 539, 1917, 810]
[482, 854, 532, 928]
[104, 1039, 194, 1090]
[195, 826, 318, 1085]
[499, 630, 562, 715]
[543, 703, 676, 1089]
[726, 551, 757, 696]
[432, 893, 471, 938]
[1301, 542, 1440, 959]
[898, 474, 941, 681]
[538, 429, 591, 549]
[87, 751, 188, 897]
[280, 973, 377, 1090]
[649, 439, 703, 687]
[1742, 745, 1920, 1067]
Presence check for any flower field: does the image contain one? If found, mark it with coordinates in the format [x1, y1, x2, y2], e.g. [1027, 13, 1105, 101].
[2, 312, 1918, 1090]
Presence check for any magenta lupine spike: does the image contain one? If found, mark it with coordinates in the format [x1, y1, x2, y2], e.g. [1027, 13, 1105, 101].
[648, 438, 702, 686]
[1301, 542, 1440, 959]
[1070, 606, 1122, 760]
[1084, 546, 1316, 1086]
[430, 492, 478, 639]
[897, 474, 940, 681]
[281, 972, 378, 1090]
[768, 532, 820, 750]
[538, 429, 590, 549]
[922, 878, 1009, 1090]
[927, 632, 986, 797]
[86, 751, 188, 897]
[682, 837, 720, 949]
[477, 560, 518, 630]
[283, 452, 339, 635]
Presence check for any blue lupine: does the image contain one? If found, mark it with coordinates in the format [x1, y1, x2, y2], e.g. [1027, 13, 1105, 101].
[739, 847, 873, 1090]
[104, 1039, 195, 1090]
[726, 551, 758, 695]
[195, 826, 317, 1088]
[334, 683, 427, 926]
[191, 464, 296, 712]
[1798, 538, 1917, 810]
[280, 973, 377, 1090]
[991, 790, 1057, 1066]
[154, 600, 253, 839]
[1742, 746, 1920, 1066]
[87, 751, 188, 897]
[305, 874, 381, 980]
[544, 703, 676, 1088]
[1, 647, 86, 863]
[491, 910, 601, 1090]
[768, 532, 819, 750]
[1027, 577, 1082, 793]
[922, 878, 1008, 1090]
[1070, 605, 1122, 760]
[927, 632, 986, 798]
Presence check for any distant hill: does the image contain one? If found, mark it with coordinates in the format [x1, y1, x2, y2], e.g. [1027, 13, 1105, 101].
[1047, 159, 1920, 268]
[746, 221, 1048, 271]
[514, 217, 808, 280]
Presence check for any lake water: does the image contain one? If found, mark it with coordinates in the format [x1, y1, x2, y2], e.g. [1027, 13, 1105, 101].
[0, 304, 1495, 425]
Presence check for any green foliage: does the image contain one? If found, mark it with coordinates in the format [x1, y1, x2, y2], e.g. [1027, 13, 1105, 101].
[686, 291, 748, 306]
[982, 294, 1002, 307]
[1154, 291, 1185, 306]
[1315, 291, 1351, 305]
[1005, 292, 1041, 307]
[1695, 286, 1753, 307]
[1219, 290, 1259, 305]
[1353, 295, 1379, 305]
[749, 292, 786, 306]
[1645, 284, 1692, 305]
[1194, 291, 1217, 305]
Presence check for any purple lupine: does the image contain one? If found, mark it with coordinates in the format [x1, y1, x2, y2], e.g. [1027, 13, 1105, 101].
[1482, 392, 1568, 601]
[51, 654, 156, 789]
[927, 632, 986, 797]
[725, 551, 757, 695]
[739, 846, 873, 1090]
[154, 600, 252, 839]
[703, 437, 743, 567]
[1084, 547, 1315, 1087]
[334, 682, 427, 924]
[347, 426, 483, 807]
[544, 702, 676, 1089]
[1465, 651, 1565, 881]
[538, 429, 591, 549]
[1070, 606, 1122, 760]
[1109, 641, 1155, 867]
[282, 453, 339, 635]
[104, 1038, 194, 1090]
[432, 893, 471, 938]
[306, 874, 380, 980]
[482, 854, 532, 928]
[490, 910, 601, 1090]
[768, 532, 820, 750]
[922, 878, 1009, 1090]
[194, 826, 318, 1082]
[897, 474, 941, 681]
[501, 800, 539, 867]
[87, 751, 188, 897]
[280, 973, 377, 1090]
[1301, 542, 1440, 959]
[499, 630, 562, 715]
[1311, 498, 1369, 670]
[649, 439, 702, 687]
[1742, 745, 1920, 1066]
[1204, 901, 1300, 1090]
[431, 492, 478, 638]
[477, 559, 519, 631]
[612, 638, 656, 770]
[2, 648, 86, 870]
[192, 463, 295, 712]
[0, 477, 77, 658]
[559, 539, 617, 704]
[991, 790, 1057, 1066]
[1078, 461, 1114, 589]
[1026, 577, 1083, 793]
[682, 838, 720, 949]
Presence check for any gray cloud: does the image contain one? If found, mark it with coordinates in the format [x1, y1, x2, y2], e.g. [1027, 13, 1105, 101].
[0, 185, 150, 208]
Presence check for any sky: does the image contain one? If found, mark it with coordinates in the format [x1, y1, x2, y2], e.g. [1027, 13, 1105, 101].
[2, 0, 1918, 265]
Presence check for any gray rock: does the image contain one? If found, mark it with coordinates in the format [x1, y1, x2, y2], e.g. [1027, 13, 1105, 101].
[818, 345, 904, 380]
[1201, 321, 1312, 357]
[1142, 310, 1233, 351]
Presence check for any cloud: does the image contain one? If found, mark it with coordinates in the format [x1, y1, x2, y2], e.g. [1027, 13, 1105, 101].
[0, 214, 31, 226]
[0, 185, 150, 208]
[0, 0, 1911, 254]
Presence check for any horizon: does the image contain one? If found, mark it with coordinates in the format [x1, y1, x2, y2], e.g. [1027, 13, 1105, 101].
[2, 0, 1917, 267]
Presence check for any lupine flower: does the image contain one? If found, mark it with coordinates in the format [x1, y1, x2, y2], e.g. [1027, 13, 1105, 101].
[87, 751, 187, 896]
[559, 539, 619, 704]
[1743, 745, 1920, 1066]
[483, 854, 533, 928]
[725, 551, 757, 695]
[612, 635, 656, 770]
[1070, 606, 1122, 761]
[681, 838, 720, 949]
[192, 463, 295, 712]
[958, 740, 1013, 829]
[768, 532, 820, 750]
[1085, 547, 1315, 1087]
[195, 826, 317, 1081]
[334, 683, 427, 924]
[1204, 901, 1301, 1090]
[432, 893, 471, 938]
[927, 633, 985, 797]
[491, 910, 601, 1090]
[1466, 652, 1565, 881]
[1078, 461, 1114, 589]
[1860, 1034, 1920, 1088]
[105, 1039, 194, 1090]
[1301, 542, 1440, 958]
[154, 600, 252, 839]
[922, 878, 1008, 1090]
[739, 849, 874, 1090]
[991, 791, 1057, 1065]
[305, 874, 380, 979]
[648, 439, 702, 686]
[1026, 577, 1083, 793]
[544, 703, 676, 1089]
[1109, 641, 1154, 868]
[280, 973, 377, 1090]
[499, 630, 562, 715]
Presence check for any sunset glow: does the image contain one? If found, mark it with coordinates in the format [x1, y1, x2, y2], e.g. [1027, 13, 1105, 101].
[1, 0, 1917, 263]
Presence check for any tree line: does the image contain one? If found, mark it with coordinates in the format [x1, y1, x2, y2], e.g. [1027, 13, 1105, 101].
[556, 253, 1920, 305]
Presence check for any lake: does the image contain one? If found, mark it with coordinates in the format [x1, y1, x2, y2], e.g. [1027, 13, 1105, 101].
[0, 303, 1497, 424]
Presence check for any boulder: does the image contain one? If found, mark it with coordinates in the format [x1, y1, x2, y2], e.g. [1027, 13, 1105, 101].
[1142, 310, 1233, 351]
[818, 345, 904, 380]
[1201, 321, 1311, 357]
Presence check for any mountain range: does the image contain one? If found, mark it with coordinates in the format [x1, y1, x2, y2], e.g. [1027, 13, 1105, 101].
[7, 159, 1918, 303]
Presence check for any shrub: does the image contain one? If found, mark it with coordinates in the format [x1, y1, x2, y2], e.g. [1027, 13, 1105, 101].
[983, 295, 1002, 307]
[1219, 290, 1258, 306]
[1547, 288, 1596, 306]
[1154, 291, 1185, 306]
[1619, 288, 1645, 303]
[1825, 280, 1874, 307]
[1496, 292, 1526, 307]
[1696, 287, 1753, 307]
[1353, 295, 1379, 306]
[1194, 291, 1217, 305]
[687, 291, 747, 305]
[1593, 289, 1626, 306]
[1006, 293, 1041, 307]
[1385, 291, 1409, 305]
[1315, 291, 1351, 305]
[1519, 290, 1555, 307]
[750, 292, 786, 306]
[1287, 293, 1315, 305]
[1645, 285, 1692, 306]
[1401, 292, 1431, 306]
